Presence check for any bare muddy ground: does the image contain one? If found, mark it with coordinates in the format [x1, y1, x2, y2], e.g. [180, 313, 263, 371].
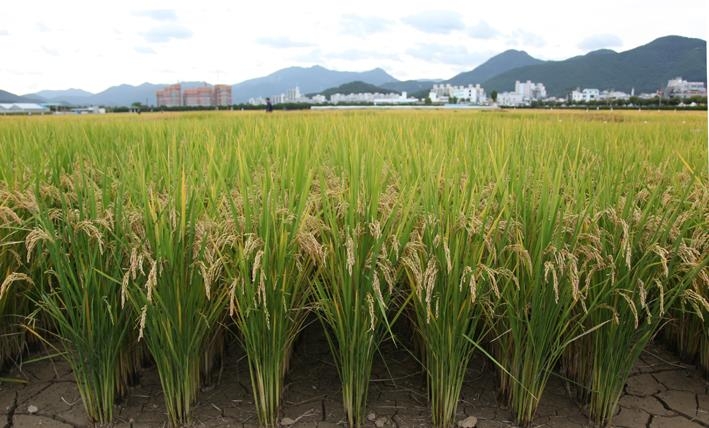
[1, 323, 707, 428]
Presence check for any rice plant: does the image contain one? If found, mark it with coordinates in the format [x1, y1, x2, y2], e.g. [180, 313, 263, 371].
[125, 172, 228, 426]
[578, 178, 709, 425]
[662, 183, 709, 378]
[0, 110, 706, 428]
[25, 170, 131, 424]
[311, 146, 414, 427]
[601, 201, 704, 423]
[221, 153, 316, 427]
[488, 140, 596, 427]
[0, 189, 33, 370]
[401, 176, 501, 428]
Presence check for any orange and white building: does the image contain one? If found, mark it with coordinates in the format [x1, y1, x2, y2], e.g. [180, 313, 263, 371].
[156, 84, 182, 107]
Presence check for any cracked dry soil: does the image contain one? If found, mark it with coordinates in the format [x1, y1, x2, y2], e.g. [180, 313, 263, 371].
[1, 323, 707, 428]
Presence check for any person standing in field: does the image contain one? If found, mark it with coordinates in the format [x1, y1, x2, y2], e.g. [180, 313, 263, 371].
[265, 98, 273, 113]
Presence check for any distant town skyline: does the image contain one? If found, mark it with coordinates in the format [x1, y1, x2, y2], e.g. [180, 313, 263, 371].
[1, 0, 707, 95]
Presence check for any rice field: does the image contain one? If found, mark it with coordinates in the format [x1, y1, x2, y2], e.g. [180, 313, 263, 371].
[0, 109, 707, 428]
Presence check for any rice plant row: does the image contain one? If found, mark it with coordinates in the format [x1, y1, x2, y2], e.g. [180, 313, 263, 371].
[0, 110, 707, 428]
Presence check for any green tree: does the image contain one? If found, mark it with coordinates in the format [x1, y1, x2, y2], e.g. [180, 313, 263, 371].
[490, 90, 498, 103]
[131, 102, 145, 113]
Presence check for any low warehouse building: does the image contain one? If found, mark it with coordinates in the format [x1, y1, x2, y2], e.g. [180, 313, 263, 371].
[0, 103, 50, 115]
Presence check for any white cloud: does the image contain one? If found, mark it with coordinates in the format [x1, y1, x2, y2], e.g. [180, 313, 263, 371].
[339, 15, 393, 36]
[407, 43, 473, 65]
[468, 21, 499, 39]
[40, 46, 59, 56]
[133, 9, 178, 22]
[507, 30, 546, 49]
[402, 10, 465, 34]
[134, 46, 156, 55]
[327, 49, 398, 61]
[142, 24, 192, 43]
[256, 36, 313, 49]
[578, 34, 623, 51]
[0, 0, 705, 94]
[35, 22, 51, 33]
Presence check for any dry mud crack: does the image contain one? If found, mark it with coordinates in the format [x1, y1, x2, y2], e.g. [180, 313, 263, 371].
[1, 330, 707, 428]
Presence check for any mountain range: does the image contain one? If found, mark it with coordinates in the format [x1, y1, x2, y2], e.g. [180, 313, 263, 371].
[231, 66, 395, 103]
[306, 81, 399, 98]
[0, 89, 28, 103]
[1, 35, 705, 106]
[481, 36, 707, 96]
[447, 50, 544, 86]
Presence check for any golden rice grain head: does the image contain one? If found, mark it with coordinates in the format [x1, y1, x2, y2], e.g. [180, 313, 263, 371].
[75, 220, 105, 255]
[544, 261, 559, 304]
[346, 235, 355, 277]
[366, 293, 376, 332]
[618, 291, 639, 329]
[25, 228, 53, 263]
[0, 272, 34, 301]
[137, 305, 148, 341]
[145, 260, 158, 303]
[0, 206, 22, 225]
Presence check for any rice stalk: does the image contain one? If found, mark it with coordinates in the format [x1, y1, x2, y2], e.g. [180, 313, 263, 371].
[489, 144, 592, 427]
[311, 148, 414, 427]
[400, 167, 508, 427]
[25, 171, 131, 424]
[0, 189, 34, 370]
[221, 154, 315, 427]
[125, 172, 228, 426]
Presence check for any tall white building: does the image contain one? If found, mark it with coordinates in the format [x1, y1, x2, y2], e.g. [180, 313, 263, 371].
[496, 80, 547, 106]
[285, 86, 302, 102]
[430, 84, 451, 97]
[570, 88, 601, 103]
[665, 77, 707, 98]
[497, 92, 525, 107]
[514, 80, 547, 99]
[271, 93, 286, 104]
[271, 87, 311, 104]
[599, 90, 630, 101]
[248, 97, 267, 105]
[451, 84, 486, 104]
[428, 84, 487, 104]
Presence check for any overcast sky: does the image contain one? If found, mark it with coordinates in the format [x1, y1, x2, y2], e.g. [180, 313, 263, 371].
[1, 0, 707, 95]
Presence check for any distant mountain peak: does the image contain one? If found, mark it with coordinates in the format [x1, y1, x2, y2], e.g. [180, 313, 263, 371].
[231, 65, 397, 103]
[483, 35, 706, 96]
[586, 48, 617, 56]
[446, 50, 545, 85]
[27, 88, 95, 100]
[498, 49, 532, 56]
[652, 35, 700, 43]
[0, 89, 35, 103]
[310, 80, 399, 98]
